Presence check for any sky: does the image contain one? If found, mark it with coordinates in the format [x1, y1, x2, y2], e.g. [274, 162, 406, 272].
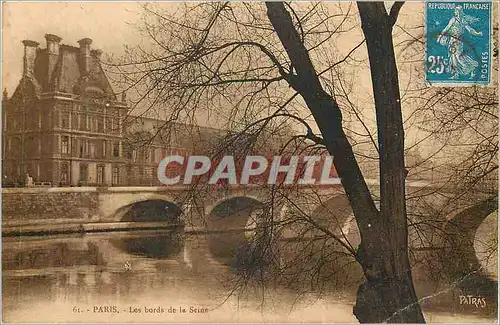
[1, 1, 436, 153]
[2, 2, 366, 126]
[2, 2, 144, 94]
[1, 2, 393, 97]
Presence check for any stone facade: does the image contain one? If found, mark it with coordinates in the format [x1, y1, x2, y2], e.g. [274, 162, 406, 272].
[2, 34, 129, 186]
[2, 189, 99, 222]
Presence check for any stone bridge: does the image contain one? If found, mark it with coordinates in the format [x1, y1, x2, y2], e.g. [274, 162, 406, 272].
[2, 183, 349, 233]
[2, 181, 496, 287]
[1, 180, 488, 241]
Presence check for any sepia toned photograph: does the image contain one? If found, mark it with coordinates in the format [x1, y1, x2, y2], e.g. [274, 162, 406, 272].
[1, 1, 498, 323]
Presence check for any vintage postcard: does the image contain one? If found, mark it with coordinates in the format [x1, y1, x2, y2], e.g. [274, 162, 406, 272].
[1, 1, 498, 324]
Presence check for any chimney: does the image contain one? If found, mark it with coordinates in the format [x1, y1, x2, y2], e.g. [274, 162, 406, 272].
[45, 34, 62, 55]
[22, 40, 39, 77]
[45, 34, 62, 89]
[78, 38, 93, 74]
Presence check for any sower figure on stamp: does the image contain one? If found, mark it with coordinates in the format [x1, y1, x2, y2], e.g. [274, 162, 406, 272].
[437, 5, 483, 79]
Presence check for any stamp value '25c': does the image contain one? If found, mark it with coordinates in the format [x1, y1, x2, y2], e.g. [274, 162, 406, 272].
[426, 1, 492, 86]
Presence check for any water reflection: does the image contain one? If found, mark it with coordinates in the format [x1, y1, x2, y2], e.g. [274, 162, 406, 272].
[110, 231, 182, 259]
[2, 231, 497, 323]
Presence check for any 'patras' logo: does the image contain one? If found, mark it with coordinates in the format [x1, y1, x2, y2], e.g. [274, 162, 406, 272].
[459, 295, 487, 308]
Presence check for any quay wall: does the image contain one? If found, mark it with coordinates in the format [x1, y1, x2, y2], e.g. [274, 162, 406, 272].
[3, 187, 100, 223]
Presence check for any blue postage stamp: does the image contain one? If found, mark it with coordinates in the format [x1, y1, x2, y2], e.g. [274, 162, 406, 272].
[426, 2, 492, 86]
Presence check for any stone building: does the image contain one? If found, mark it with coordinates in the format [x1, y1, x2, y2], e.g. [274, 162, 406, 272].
[122, 116, 223, 186]
[2, 34, 225, 187]
[2, 34, 130, 186]
[1, 34, 310, 188]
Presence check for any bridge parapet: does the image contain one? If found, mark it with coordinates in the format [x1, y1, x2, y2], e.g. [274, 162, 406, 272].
[2, 179, 451, 236]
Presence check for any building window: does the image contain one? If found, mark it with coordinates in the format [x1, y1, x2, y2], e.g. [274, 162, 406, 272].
[25, 112, 31, 129]
[62, 112, 70, 129]
[89, 141, 95, 158]
[26, 136, 35, 154]
[79, 114, 88, 131]
[102, 140, 107, 158]
[72, 113, 79, 129]
[12, 137, 20, 158]
[60, 163, 69, 185]
[38, 110, 42, 129]
[79, 139, 89, 157]
[92, 116, 98, 132]
[98, 117, 104, 132]
[112, 166, 119, 185]
[79, 164, 88, 185]
[54, 110, 60, 128]
[139, 167, 144, 184]
[61, 136, 69, 154]
[97, 165, 104, 185]
[132, 149, 137, 162]
[113, 141, 120, 158]
[154, 148, 161, 163]
[106, 117, 112, 132]
[145, 167, 153, 185]
[144, 148, 150, 163]
[111, 118, 119, 133]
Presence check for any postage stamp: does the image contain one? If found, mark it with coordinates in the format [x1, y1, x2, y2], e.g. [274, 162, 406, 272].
[425, 2, 492, 86]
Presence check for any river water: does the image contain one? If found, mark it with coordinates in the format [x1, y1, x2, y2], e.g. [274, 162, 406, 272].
[2, 230, 497, 323]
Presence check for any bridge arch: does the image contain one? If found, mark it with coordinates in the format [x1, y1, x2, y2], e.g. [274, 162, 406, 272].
[277, 194, 362, 291]
[207, 196, 268, 233]
[102, 192, 181, 222]
[440, 197, 498, 280]
[205, 196, 271, 270]
[118, 199, 182, 223]
[305, 194, 358, 246]
[204, 193, 265, 219]
[441, 197, 497, 277]
[474, 211, 497, 278]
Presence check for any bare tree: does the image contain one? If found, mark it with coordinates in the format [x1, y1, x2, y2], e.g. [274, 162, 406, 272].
[107, 2, 437, 322]
[393, 12, 498, 288]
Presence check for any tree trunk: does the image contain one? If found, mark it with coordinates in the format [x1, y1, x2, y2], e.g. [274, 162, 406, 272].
[354, 3, 425, 323]
[265, 2, 425, 323]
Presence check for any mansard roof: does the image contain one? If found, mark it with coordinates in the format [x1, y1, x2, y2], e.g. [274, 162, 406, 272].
[13, 35, 117, 101]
